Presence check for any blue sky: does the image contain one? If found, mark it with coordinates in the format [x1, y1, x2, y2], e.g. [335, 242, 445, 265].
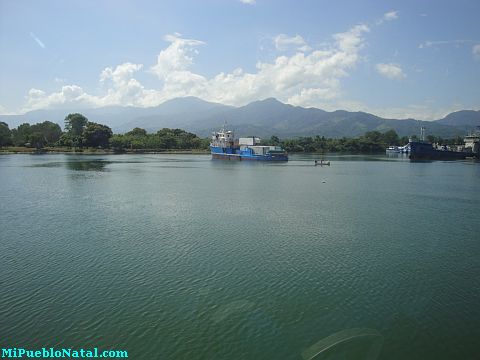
[0, 0, 479, 119]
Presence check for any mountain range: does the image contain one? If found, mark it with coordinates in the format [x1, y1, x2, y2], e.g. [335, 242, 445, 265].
[1, 97, 479, 139]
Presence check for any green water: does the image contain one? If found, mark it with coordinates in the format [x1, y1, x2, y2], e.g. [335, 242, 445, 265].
[1, 154, 479, 359]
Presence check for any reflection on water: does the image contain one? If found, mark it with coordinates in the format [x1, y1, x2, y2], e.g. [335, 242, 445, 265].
[30, 159, 112, 171]
[65, 160, 112, 171]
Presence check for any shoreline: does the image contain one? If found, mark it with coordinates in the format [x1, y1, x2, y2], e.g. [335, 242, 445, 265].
[0, 147, 210, 155]
[0, 147, 387, 156]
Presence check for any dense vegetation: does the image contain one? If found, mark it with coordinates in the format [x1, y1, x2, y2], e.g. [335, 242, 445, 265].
[263, 131, 465, 153]
[0, 113, 207, 152]
[109, 127, 209, 151]
[1, 120, 62, 148]
[0, 113, 466, 153]
[263, 130, 402, 153]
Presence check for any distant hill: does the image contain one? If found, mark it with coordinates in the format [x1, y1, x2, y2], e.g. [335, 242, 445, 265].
[1, 97, 479, 139]
[435, 110, 480, 132]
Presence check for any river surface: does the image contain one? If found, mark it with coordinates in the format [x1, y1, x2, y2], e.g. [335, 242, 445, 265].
[1, 153, 479, 359]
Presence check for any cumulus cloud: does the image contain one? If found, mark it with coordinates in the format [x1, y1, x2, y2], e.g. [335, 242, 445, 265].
[100, 62, 143, 84]
[21, 85, 96, 112]
[20, 24, 371, 112]
[473, 44, 480, 60]
[239, 0, 256, 4]
[376, 63, 406, 80]
[151, 33, 205, 79]
[274, 34, 312, 52]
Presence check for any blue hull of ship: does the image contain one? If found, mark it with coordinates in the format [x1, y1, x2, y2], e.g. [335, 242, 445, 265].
[408, 141, 467, 160]
[210, 146, 288, 161]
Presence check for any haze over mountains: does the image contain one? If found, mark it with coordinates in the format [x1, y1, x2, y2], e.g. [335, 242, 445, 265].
[1, 97, 479, 139]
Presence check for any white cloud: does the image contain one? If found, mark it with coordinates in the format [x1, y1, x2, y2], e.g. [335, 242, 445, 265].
[99, 63, 150, 106]
[20, 24, 371, 112]
[239, 0, 256, 4]
[383, 11, 398, 21]
[376, 11, 398, 24]
[21, 85, 96, 112]
[376, 63, 406, 80]
[151, 33, 205, 79]
[274, 34, 312, 52]
[418, 39, 476, 49]
[473, 44, 480, 60]
[29, 32, 45, 49]
[100, 62, 143, 84]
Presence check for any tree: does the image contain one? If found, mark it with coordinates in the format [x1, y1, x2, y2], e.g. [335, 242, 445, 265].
[382, 129, 399, 146]
[11, 123, 32, 146]
[30, 121, 62, 145]
[364, 131, 383, 143]
[126, 127, 147, 137]
[57, 133, 73, 147]
[0, 122, 12, 146]
[269, 135, 280, 145]
[109, 134, 127, 151]
[65, 113, 88, 137]
[64, 113, 88, 148]
[29, 132, 47, 149]
[82, 122, 113, 148]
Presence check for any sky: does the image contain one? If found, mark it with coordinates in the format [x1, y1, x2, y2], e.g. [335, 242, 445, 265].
[0, 0, 479, 120]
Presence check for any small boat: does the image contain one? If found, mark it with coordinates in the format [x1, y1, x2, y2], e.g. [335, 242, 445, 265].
[386, 146, 400, 153]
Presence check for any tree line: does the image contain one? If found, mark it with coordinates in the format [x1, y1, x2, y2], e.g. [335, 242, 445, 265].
[0, 113, 466, 153]
[0, 113, 207, 151]
[263, 130, 402, 153]
[263, 130, 465, 153]
[0, 114, 112, 149]
[110, 127, 210, 151]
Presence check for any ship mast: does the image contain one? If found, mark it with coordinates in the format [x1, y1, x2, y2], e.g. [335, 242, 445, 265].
[420, 126, 426, 142]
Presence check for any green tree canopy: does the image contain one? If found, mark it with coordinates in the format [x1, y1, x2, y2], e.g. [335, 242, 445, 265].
[269, 135, 280, 145]
[0, 122, 12, 146]
[382, 129, 400, 145]
[10, 121, 62, 147]
[65, 113, 88, 137]
[11, 123, 32, 146]
[31, 121, 62, 145]
[29, 132, 47, 149]
[126, 127, 147, 137]
[83, 122, 113, 148]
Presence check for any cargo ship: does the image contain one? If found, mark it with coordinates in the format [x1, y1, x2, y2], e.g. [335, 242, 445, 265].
[408, 141, 468, 160]
[210, 126, 288, 161]
[408, 126, 468, 160]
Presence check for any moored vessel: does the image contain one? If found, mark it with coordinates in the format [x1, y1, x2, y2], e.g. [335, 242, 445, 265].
[408, 141, 468, 160]
[408, 126, 468, 160]
[210, 126, 288, 161]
